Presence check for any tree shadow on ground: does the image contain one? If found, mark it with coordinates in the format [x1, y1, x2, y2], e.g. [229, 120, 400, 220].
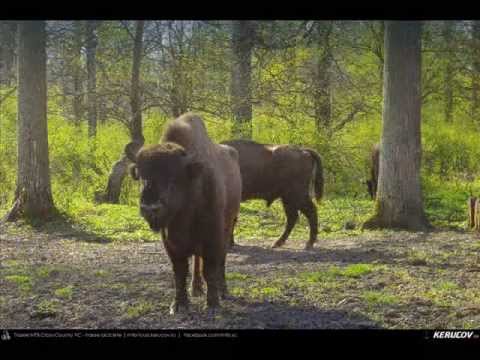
[0, 213, 114, 244]
[230, 243, 401, 267]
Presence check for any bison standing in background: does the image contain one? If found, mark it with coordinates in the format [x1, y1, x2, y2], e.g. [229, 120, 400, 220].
[222, 140, 324, 250]
[366, 144, 380, 200]
[126, 113, 241, 315]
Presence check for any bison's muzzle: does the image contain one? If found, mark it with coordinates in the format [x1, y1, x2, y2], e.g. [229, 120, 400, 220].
[140, 202, 169, 232]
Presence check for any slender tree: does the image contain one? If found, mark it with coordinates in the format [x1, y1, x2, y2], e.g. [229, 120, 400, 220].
[363, 21, 430, 231]
[472, 21, 480, 120]
[4, 21, 56, 222]
[101, 20, 145, 204]
[313, 21, 333, 129]
[0, 21, 17, 86]
[86, 20, 98, 138]
[72, 21, 83, 124]
[231, 20, 255, 139]
[443, 21, 455, 123]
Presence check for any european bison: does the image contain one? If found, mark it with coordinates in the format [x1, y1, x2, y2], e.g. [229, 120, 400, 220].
[126, 113, 242, 315]
[221, 140, 324, 250]
[366, 144, 380, 200]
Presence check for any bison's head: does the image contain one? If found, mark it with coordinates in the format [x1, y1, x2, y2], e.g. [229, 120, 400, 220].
[126, 142, 203, 233]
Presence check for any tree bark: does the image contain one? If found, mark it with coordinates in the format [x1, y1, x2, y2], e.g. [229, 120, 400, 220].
[86, 20, 98, 138]
[443, 21, 454, 123]
[472, 21, 480, 119]
[4, 21, 56, 222]
[231, 20, 255, 139]
[101, 21, 145, 204]
[129, 20, 145, 144]
[73, 21, 83, 124]
[313, 21, 333, 130]
[0, 21, 17, 86]
[362, 21, 430, 231]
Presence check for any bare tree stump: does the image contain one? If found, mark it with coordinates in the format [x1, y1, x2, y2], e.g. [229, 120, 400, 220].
[468, 197, 477, 229]
[475, 198, 480, 232]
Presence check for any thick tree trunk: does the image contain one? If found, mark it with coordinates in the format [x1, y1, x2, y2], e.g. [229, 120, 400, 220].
[231, 20, 255, 139]
[73, 21, 83, 124]
[472, 21, 480, 119]
[4, 21, 56, 222]
[86, 20, 98, 138]
[313, 21, 333, 130]
[363, 21, 430, 231]
[101, 21, 145, 204]
[0, 21, 17, 86]
[443, 21, 454, 123]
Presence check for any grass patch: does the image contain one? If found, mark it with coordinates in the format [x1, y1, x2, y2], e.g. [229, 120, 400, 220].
[300, 264, 380, 283]
[361, 291, 400, 306]
[94, 270, 108, 277]
[124, 301, 155, 318]
[423, 281, 461, 307]
[2, 259, 22, 268]
[34, 300, 60, 318]
[54, 286, 74, 300]
[251, 286, 282, 298]
[225, 272, 249, 281]
[35, 265, 60, 279]
[4, 274, 33, 293]
[407, 249, 429, 266]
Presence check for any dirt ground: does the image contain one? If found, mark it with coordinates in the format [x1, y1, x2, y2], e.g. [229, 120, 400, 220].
[1, 222, 480, 329]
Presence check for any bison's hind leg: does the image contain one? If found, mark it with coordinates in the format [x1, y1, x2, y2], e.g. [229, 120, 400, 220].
[272, 199, 299, 249]
[299, 198, 318, 250]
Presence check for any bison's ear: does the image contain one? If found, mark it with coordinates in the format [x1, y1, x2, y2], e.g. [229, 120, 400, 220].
[129, 164, 140, 181]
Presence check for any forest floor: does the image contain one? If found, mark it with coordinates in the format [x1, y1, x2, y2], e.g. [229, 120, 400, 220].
[2, 217, 480, 330]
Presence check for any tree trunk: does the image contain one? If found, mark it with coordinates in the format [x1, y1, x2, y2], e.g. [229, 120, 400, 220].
[443, 21, 454, 123]
[0, 21, 17, 86]
[313, 21, 333, 130]
[101, 21, 145, 204]
[73, 21, 83, 124]
[86, 20, 98, 138]
[472, 21, 480, 120]
[376, 21, 385, 93]
[363, 21, 430, 231]
[4, 21, 56, 222]
[129, 20, 145, 144]
[231, 20, 255, 139]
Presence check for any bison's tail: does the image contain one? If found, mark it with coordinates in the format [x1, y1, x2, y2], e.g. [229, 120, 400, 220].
[305, 149, 324, 201]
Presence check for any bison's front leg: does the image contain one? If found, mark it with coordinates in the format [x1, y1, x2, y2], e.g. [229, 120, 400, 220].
[170, 257, 190, 315]
[219, 253, 231, 299]
[191, 255, 204, 297]
[202, 255, 221, 314]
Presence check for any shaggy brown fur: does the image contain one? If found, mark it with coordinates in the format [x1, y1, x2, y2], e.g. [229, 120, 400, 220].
[221, 139, 324, 250]
[366, 144, 380, 200]
[126, 113, 241, 314]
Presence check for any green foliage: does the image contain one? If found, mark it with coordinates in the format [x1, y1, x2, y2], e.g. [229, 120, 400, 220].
[361, 291, 399, 306]
[4, 275, 33, 293]
[54, 286, 74, 300]
[124, 301, 154, 318]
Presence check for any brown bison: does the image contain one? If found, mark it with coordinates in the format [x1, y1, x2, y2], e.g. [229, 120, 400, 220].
[366, 144, 380, 200]
[221, 140, 324, 250]
[126, 113, 242, 315]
